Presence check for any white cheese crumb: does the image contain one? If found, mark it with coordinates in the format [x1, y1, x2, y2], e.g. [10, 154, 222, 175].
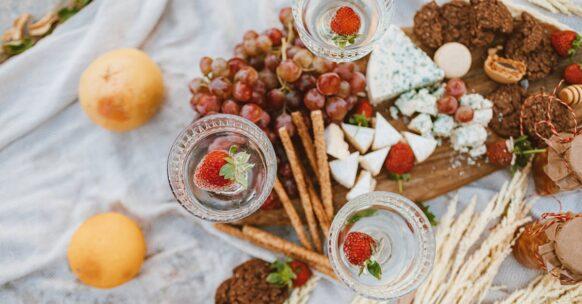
[460, 94, 493, 110]
[433, 114, 455, 137]
[451, 124, 488, 152]
[389, 106, 399, 120]
[408, 113, 433, 136]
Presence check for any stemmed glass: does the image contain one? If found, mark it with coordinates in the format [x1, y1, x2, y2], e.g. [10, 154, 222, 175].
[292, 0, 394, 62]
[327, 192, 435, 301]
[167, 114, 277, 222]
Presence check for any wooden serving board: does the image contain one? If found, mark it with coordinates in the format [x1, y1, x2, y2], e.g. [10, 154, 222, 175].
[240, 27, 582, 226]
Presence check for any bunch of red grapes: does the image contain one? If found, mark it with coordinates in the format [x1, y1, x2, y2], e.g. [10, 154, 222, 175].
[188, 7, 369, 209]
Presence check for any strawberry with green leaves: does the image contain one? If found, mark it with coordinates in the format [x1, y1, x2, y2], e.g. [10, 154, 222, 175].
[343, 231, 381, 280]
[267, 259, 313, 288]
[384, 142, 415, 193]
[193, 145, 254, 192]
[330, 6, 361, 49]
[349, 100, 374, 127]
[486, 136, 545, 173]
[551, 30, 581, 57]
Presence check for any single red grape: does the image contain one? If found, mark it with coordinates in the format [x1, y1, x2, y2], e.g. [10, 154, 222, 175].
[345, 95, 358, 111]
[259, 69, 279, 91]
[221, 99, 240, 115]
[265, 28, 283, 46]
[293, 49, 313, 69]
[316, 73, 341, 95]
[234, 44, 247, 59]
[243, 30, 259, 41]
[277, 59, 302, 83]
[279, 7, 293, 26]
[211, 58, 229, 77]
[333, 62, 355, 81]
[235, 66, 259, 84]
[437, 96, 459, 115]
[196, 94, 222, 115]
[337, 81, 351, 98]
[303, 88, 325, 110]
[446, 78, 467, 99]
[349, 72, 366, 93]
[325, 97, 349, 122]
[286, 46, 301, 60]
[209, 76, 233, 99]
[233, 81, 253, 102]
[199, 57, 213, 75]
[249, 56, 265, 71]
[455, 105, 474, 123]
[257, 110, 271, 128]
[285, 91, 303, 110]
[264, 54, 281, 72]
[227, 57, 248, 77]
[267, 89, 286, 110]
[189, 77, 206, 94]
[313, 57, 335, 74]
[256, 35, 273, 53]
[240, 103, 263, 123]
[243, 39, 259, 57]
[295, 74, 316, 92]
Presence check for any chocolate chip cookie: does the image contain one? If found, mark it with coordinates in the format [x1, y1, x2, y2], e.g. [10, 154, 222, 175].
[228, 259, 288, 304]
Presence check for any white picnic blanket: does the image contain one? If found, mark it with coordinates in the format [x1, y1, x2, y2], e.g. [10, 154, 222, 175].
[0, 0, 580, 303]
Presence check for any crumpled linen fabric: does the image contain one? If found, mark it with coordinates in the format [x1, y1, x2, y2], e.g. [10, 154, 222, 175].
[0, 0, 580, 303]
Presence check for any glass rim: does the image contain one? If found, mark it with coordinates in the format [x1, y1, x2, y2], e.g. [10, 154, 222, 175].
[327, 191, 436, 300]
[167, 114, 277, 222]
[292, 0, 394, 62]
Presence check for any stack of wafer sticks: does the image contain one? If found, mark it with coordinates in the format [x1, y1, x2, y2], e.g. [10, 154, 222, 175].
[213, 110, 337, 279]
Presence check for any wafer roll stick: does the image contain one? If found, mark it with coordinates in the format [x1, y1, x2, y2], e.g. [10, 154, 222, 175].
[311, 111, 334, 220]
[307, 180, 330, 237]
[274, 177, 313, 250]
[291, 112, 319, 179]
[279, 127, 322, 253]
[241, 225, 336, 279]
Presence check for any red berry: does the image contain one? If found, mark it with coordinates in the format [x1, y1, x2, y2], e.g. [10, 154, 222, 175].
[564, 63, 582, 85]
[290, 261, 312, 287]
[330, 6, 361, 36]
[193, 150, 232, 191]
[446, 78, 467, 99]
[486, 140, 513, 167]
[260, 191, 282, 211]
[343, 231, 376, 266]
[437, 96, 459, 115]
[551, 30, 581, 57]
[384, 142, 415, 175]
[455, 105, 474, 123]
[354, 100, 373, 118]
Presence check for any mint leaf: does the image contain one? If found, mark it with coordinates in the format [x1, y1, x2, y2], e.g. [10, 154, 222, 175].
[268, 259, 296, 288]
[347, 209, 377, 224]
[365, 260, 382, 280]
[332, 34, 360, 49]
[349, 114, 369, 127]
[219, 146, 255, 189]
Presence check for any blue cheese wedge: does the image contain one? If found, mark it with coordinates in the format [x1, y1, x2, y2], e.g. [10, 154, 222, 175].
[367, 25, 445, 105]
[395, 88, 438, 117]
[408, 113, 433, 136]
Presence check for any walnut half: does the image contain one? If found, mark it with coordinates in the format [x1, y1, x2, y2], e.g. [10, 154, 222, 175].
[484, 47, 527, 84]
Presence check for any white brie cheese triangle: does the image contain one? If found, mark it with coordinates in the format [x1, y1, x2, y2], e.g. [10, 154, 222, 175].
[359, 147, 389, 176]
[403, 132, 437, 163]
[325, 123, 350, 159]
[341, 123, 375, 154]
[329, 152, 360, 189]
[346, 170, 377, 201]
[373, 113, 402, 150]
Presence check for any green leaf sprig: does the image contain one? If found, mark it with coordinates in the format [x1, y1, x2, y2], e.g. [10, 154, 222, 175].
[348, 113, 369, 127]
[389, 173, 411, 194]
[219, 145, 255, 189]
[509, 135, 546, 174]
[417, 202, 438, 226]
[347, 209, 377, 224]
[266, 259, 296, 288]
[332, 34, 359, 49]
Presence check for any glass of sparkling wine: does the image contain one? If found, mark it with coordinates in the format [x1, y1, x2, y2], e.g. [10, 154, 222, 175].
[328, 192, 435, 301]
[167, 114, 277, 222]
[293, 0, 394, 62]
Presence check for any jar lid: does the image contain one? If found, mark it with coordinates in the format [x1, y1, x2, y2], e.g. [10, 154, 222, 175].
[567, 135, 582, 181]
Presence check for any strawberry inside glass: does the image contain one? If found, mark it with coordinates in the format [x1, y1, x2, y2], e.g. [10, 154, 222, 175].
[193, 146, 255, 193]
[330, 6, 362, 48]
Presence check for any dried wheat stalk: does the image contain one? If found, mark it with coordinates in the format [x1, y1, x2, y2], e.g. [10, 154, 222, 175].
[285, 276, 321, 304]
[496, 273, 582, 304]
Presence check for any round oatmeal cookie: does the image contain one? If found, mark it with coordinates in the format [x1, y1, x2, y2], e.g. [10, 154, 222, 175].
[470, 0, 514, 34]
[215, 278, 232, 304]
[229, 259, 289, 304]
[413, 1, 444, 49]
[522, 94, 576, 147]
[440, 0, 473, 46]
[505, 13, 559, 80]
[488, 84, 528, 138]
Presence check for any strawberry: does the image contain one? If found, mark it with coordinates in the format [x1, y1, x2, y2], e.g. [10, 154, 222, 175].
[260, 191, 282, 211]
[564, 63, 582, 85]
[384, 142, 415, 193]
[289, 261, 312, 287]
[343, 232, 382, 279]
[551, 30, 581, 57]
[267, 259, 312, 288]
[193, 146, 254, 191]
[355, 100, 374, 118]
[330, 6, 361, 48]
[486, 140, 513, 168]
